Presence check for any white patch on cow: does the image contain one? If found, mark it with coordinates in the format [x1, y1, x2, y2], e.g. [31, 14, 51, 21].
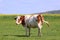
[19, 21, 22, 24]
[25, 15, 38, 28]
[38, 21, 42, 29]
[16, 16, 21, 24]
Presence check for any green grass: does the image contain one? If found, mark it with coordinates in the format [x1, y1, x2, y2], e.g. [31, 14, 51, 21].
[0, 14, 60, 40]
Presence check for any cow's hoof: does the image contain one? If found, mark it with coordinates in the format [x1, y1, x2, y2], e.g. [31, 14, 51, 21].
[38, 34, 42, 37]
[26, 35, 30, 37]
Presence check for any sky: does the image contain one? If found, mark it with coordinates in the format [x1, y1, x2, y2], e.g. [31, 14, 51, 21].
[0, 0, 60, 14]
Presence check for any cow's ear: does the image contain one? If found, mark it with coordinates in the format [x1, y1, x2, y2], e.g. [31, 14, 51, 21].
[14, 17, 17, 20]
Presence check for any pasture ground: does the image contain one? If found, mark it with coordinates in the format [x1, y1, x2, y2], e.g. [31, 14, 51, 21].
[0, 14, 60, 40]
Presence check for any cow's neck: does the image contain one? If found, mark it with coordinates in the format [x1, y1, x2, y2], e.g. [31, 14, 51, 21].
[21, 16, 25, 26]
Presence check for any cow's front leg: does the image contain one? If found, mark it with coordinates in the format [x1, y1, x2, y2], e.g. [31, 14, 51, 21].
[26, 28, 30, 36]
[28, 28, 30, 36]
[25, 26, 28, 36]
[25, 27, 30, 36]
[38, 23, 42, 36]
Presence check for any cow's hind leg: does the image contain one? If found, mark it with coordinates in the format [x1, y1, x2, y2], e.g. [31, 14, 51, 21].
[38, 23, 42, 36]
[28, 28, 30, 36]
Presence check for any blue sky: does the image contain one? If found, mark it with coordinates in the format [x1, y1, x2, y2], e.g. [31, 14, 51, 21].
[0, 0, 60, 14]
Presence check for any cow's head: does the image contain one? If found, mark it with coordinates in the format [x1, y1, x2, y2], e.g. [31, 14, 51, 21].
[14, 16, 25, 25]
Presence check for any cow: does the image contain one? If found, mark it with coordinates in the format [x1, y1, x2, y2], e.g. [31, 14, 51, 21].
[14, 14, 49, 36]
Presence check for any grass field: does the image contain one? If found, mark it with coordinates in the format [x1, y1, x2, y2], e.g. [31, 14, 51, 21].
[0, 14, 60, 40]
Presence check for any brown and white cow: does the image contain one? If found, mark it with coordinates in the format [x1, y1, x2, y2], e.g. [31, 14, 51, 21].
[14, 14, 49, 36]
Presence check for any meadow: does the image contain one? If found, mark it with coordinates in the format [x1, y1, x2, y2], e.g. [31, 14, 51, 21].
[0, 14, 60, 40]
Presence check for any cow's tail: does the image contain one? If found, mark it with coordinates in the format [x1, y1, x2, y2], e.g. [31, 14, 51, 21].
[43, 20, 49, 27]
[39, 14, 49, 27]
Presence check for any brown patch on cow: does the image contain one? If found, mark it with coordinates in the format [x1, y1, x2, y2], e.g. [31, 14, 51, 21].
[37, 14, 44, 25]
[18, 16, 25, 26]
[21, 16, 25, 26]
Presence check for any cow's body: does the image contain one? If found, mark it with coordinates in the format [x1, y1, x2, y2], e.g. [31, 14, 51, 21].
[25, 15, 39, 28]
[14, 14, 49, 36]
